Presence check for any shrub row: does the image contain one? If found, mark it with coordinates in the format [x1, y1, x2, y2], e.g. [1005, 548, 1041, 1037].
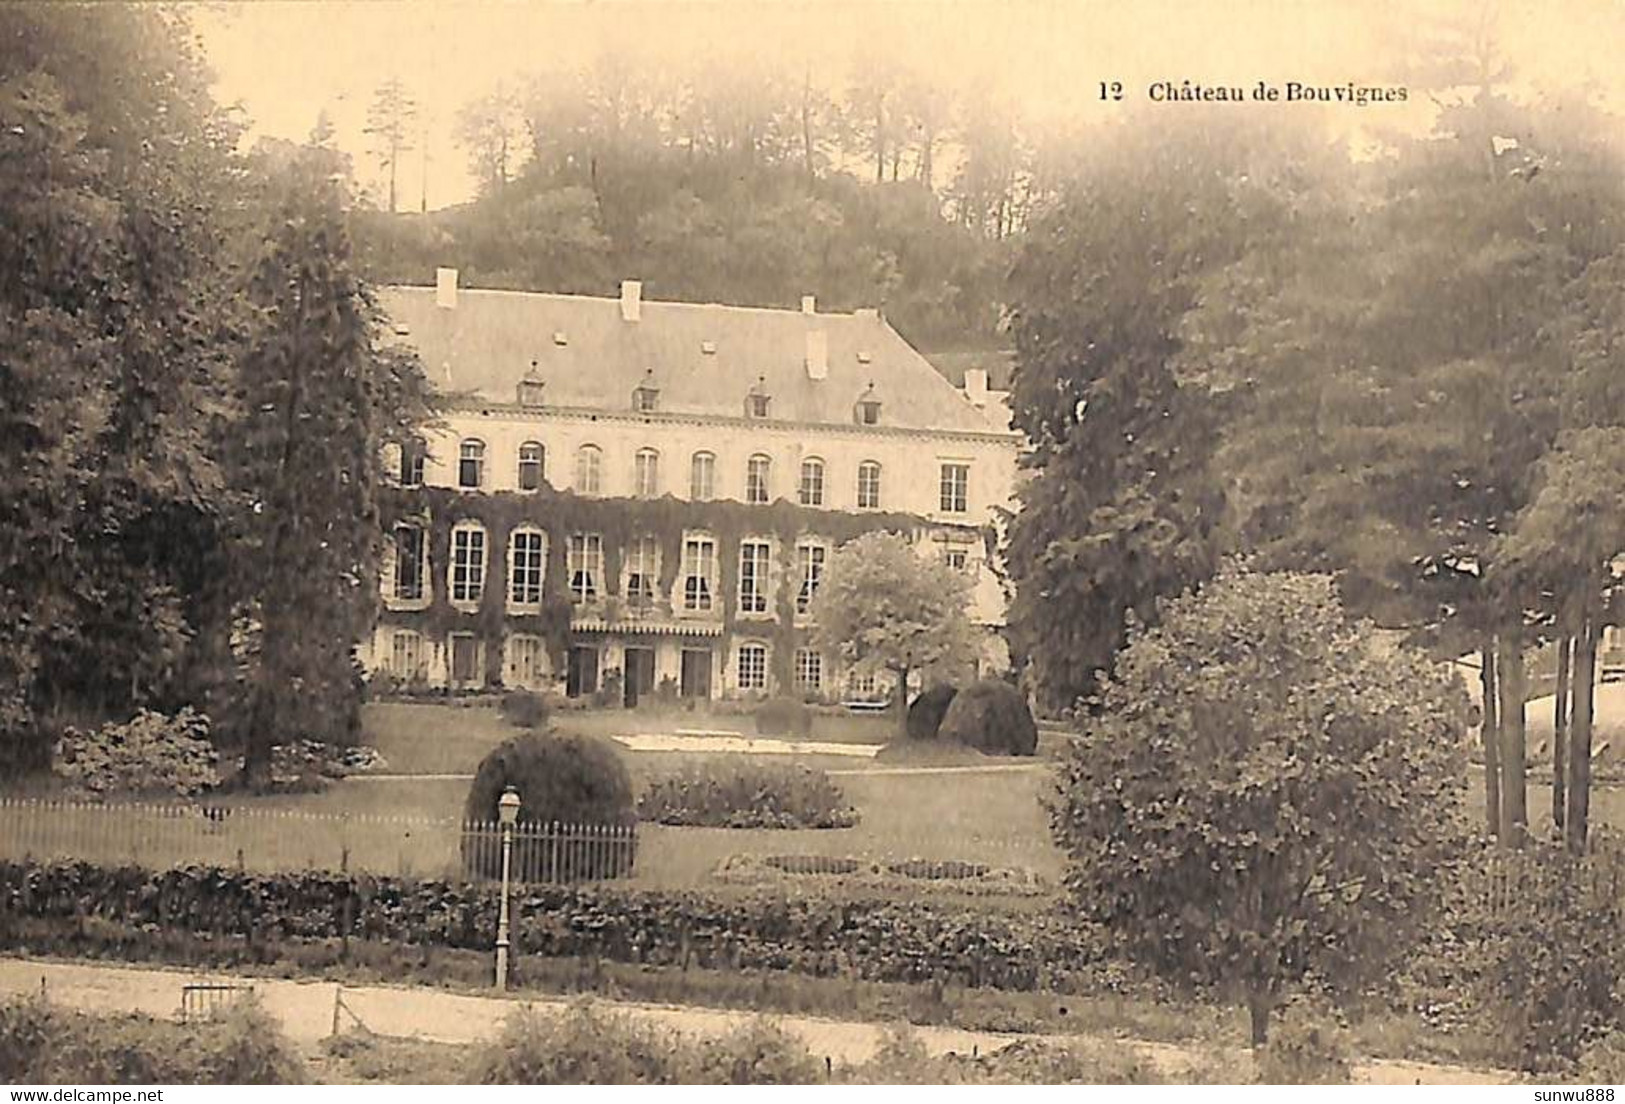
[0, 995, 305, 1085]
[0, 860, 1116, 992]
[637, 762, 857, 829]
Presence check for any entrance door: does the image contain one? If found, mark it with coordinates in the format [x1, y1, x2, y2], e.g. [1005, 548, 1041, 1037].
[623, 647, 655, 708]
[450, 634, 479, 687]
[567, 645, 600, 698]
[680, 648, 712, 700]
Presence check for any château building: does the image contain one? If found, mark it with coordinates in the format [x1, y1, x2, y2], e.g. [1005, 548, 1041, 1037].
[364, 270, 1019, 704]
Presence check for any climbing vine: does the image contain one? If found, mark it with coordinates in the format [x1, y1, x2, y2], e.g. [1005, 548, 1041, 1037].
[378, 485, 987, 693]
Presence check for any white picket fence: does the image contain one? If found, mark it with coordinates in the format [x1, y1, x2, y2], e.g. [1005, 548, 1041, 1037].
[0, 797, 635, 883]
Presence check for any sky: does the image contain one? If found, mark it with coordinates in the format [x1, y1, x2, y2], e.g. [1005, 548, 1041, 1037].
[188, 0, 1625, 211]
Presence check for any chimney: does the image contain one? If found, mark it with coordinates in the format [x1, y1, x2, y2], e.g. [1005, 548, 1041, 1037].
[801, 295, 816, 315]
[964, 368, 989, 406]
[805, 330, 828, 380]
[620, 279, 642, 323]
[435, 267, 458, 309]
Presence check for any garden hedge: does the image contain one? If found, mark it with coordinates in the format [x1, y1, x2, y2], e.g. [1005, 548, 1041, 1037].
[0, 859, 1111, 992]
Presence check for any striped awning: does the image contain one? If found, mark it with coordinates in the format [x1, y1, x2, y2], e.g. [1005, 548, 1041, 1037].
[569, 618, 724, 638]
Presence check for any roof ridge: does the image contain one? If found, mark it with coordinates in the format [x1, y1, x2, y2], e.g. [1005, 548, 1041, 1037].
[384, 284, 870, 320]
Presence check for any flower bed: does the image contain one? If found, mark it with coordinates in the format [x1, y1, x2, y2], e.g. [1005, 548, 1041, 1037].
[716, 853, 1050, 899]
[637, 762, 857, 829]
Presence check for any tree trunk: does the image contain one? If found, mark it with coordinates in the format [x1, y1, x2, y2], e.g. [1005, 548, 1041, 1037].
[1567, 616, 1598, 855]
[1247, 988, 1272, 1047]
[1480, 643, 1501, 838]
[1553, 633, 1571, 838]
[894, 665, 911, 737]
[1496, 632, 1528, 845]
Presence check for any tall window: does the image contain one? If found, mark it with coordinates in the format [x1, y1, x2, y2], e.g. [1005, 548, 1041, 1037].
[517, 442, 544, 492]
[746, 454, 771, 505]
[738, 540, 771, 614]
[399, 439, 425, 487]
[798, 457, 825, 507]
[575, 444, 602, 495]
[567, 533, 602, 602]
[391, 630, 425, 679]
[458, 439, 486, 489]
[626, 536, 658, 608]
[393, 524, 425, 601]
[509, 528, 546, 606]
[857, 461, 882, 510]
[940, 462, 969, 514]
[507, 634, 546, 687]
[450, 523, 486, 603]
[796, 542, 826, 616]
[794, 648, 823, 694]
[634, 448, 660, 498]
[682, 536, 715, 612]
[747, 393, 771, 418]
[737, 643, 768, 691]
[690, 451, 716, 501]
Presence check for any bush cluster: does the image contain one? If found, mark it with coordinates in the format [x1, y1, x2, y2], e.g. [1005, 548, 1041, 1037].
[938, 681, 1037, 756]
[53, 707, 219, 798]
[905, 685, 959, 741]
[637, 762, 857, 829]
[1255, 1000, 1351, 1084]
[0, 995, 304, 1084]
[470, 1001, 825, 1085]
[461, 733, 636, 881]
[0, 859, 1116, 993]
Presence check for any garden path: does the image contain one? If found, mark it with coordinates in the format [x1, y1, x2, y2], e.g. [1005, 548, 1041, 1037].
[0, 956, 1514, 1084]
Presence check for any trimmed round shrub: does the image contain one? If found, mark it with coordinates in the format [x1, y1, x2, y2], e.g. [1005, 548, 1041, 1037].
[937, 679, 1037, 756]
[461, 733, 636, 881]
[499, 690, 550, 730]
[906, 685, 959, 741]
[754, 696, 814, 738]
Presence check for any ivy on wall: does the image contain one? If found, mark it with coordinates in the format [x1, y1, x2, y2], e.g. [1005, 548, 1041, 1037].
[378, 485, 987, 693]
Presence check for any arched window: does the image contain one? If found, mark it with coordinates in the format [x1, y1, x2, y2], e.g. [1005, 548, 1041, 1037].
[575, 444, 603, 495]
[798, 457, 825, 507]
[400, 437, 426, 487]
[634, 447, 660, 498]
[457, 439, 486, 489]
[746, 454, 771, 505]
[448, 520, 487, 605]
[857, 461, 882, 510]
[508, 526, 546, 607]
[690, 451, 716, 501]
[737, 642, 769, 691]
[517, 441, 544, 492]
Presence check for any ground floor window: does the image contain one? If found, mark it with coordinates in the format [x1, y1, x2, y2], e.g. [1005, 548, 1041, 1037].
[794, 648, 822, 694]
[737, 642, 768, 691]
[507, 634, 547, 687]
[389, 630, 424, 679]
[846, 670, 879, 700]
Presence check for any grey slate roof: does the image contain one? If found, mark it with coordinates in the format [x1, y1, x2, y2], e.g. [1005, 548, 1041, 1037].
[379, 285, 1002, 434]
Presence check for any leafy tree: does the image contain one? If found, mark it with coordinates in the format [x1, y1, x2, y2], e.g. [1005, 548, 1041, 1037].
[230, 145, 431, 785]
[0, 4, 240, 769]
[808, 531, 979, 733]
[1050, 566, 1471, 1044]
[364, 76, 418, 214]
[1003, 112, 1316, 714]
[454, 83, 525, 197]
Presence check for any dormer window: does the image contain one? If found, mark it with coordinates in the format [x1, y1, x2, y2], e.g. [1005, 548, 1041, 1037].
[517, 361, 545, 408]
[746, 376, 771, 419]
[632, 369, 660, 413]
[854, 382, 882, 426]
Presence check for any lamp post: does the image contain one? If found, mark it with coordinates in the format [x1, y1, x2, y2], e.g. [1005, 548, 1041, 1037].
[495, 785, 521, 991]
